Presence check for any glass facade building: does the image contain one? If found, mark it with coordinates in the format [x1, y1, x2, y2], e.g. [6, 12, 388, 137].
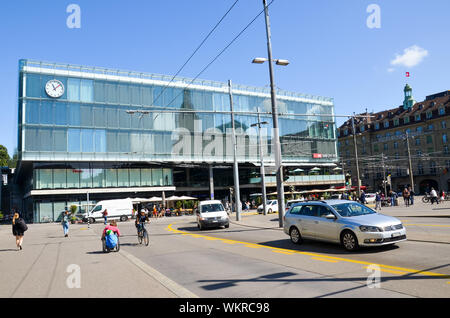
[15, 60, 342, 222]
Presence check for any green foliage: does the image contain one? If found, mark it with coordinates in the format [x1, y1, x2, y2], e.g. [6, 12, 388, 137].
[0, 145, 10, 167]
[70, 205, 78, 215]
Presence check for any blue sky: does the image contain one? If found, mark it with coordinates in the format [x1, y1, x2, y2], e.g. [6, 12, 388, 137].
[0, 0, 449, 156]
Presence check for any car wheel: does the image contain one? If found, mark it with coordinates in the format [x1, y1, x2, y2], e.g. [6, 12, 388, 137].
[198, 223, 203, 231]
[268, 209, 272, 214]
[89, 217, 95, 224]
[225, 223, 229, 229]
[289, 227, 302, 244]
[341, 231, 359, 251]
[120, 215, 128, 222]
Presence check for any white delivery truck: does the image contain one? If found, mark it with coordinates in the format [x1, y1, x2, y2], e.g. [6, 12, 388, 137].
[84, 198, 133, 223]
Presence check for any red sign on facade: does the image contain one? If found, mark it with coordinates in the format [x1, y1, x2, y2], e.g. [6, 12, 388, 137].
[312, 153, 323, 159]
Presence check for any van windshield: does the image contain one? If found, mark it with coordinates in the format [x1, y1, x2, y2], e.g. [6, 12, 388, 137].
[200, 204, 224, 213]
[92, 205, 102, 213]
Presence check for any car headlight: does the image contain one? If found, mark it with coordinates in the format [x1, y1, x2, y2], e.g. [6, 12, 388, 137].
[359, 225, 382, 232]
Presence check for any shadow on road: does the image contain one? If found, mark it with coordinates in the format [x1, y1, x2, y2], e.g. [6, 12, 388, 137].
[258, 239, 400, 255]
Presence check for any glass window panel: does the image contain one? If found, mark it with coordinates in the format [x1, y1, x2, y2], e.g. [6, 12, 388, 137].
[106, 107, 118, 128]
[25, 100, 40, 124]
[67, 78, 81, 101]
[80, 79, 93, 102]
[106, 131, 118, 152]
[68, 129, 81, 152]
[142, 85, 153, 106]
[53, 169, 67, 188]
[39, 128, 52, 151]
[80, 105, 92, 126]
[105, 83, 118, 103]
[67, 168, 80, 188]
[40, 102, 53, 124]
[118, 169, 129, 187]
[25, 128, 39, 151]
[81, 129, 94, 152]
[80, 169, 92, 188]
[163, 169, 172, 186]
[93, 107, 105, 127]
[119, 84, 130, 104]
[119, 108, 131, 128]
[141, 169, 152, 186]
[129, 169, 141, 187]
[38, 169, 53, 189]
[94, 130, 106, 152]
[105, 169, 118, 187]
[118, 132, 130, 153]
[94, 81, 105, 102]
[130, 85, 141, 105]
[68, 103, 81, 126]
[152, 168, 163, 186]
[26, 73, 42, 98]
[39, 202, 54, 223]
[92, 169, 105, 188]
[54, 102, 67, 125]
[53, 128, 67, 152]
[53, 202, 67, 222]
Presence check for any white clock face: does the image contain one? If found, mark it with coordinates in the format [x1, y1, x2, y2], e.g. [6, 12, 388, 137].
[45, 80, 65, 98]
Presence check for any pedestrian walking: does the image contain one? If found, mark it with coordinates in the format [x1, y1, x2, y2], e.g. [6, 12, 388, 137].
[430, 187, 439, 205]
[403, 187, 410, 207]
[375, 192, 382, 210]
[102, 209, 108, 224]
[61, 210, 70, 237]
[408, 187, 414, 206]
[360, 190, 366, 205]
[12, 212, 27, 250]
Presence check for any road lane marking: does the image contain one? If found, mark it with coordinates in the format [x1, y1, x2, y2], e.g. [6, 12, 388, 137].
[311, 257, 339, 263]
[272, 250, 294, 255]
[167, 223, 450, 280]
[363, 266, 408, 275]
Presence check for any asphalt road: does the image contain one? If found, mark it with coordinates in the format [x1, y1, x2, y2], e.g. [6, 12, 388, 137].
[116, 211, 450, 298]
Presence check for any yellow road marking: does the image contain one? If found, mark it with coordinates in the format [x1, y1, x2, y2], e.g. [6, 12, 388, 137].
[272, 250, 294, 255]
[403, 223, 450, 228]
[167, 223, 449, 279]
[364, 266, 408, 275]
[311, 257, 339, 263]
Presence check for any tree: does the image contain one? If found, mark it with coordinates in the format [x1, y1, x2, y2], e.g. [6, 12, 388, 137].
[0, 145, 11, 167]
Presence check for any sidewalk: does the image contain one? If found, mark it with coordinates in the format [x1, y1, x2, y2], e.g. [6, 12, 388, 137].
[0, 222, 187, 298]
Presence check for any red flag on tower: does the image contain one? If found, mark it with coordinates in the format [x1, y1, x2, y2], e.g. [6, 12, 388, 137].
[406, 72, 410, 77]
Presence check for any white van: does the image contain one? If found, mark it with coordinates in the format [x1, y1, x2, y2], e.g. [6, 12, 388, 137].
[84, 198, 133, 223]
[196, 200, 229, 230]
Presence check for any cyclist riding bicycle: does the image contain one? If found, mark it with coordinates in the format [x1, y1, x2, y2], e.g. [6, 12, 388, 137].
[135, 209, 149, 234]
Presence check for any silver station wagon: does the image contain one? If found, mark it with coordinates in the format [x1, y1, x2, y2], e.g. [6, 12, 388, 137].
[283, 200, 407, 251]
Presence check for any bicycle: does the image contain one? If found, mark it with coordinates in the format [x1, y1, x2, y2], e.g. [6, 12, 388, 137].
[137, 224, 149, 246]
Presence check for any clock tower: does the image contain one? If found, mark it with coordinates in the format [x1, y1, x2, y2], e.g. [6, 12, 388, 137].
[403, 84, 415, 110]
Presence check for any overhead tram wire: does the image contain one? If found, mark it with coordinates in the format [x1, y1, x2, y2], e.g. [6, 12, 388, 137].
[160, 0, 276, 110]
[152, 0, 240, 108]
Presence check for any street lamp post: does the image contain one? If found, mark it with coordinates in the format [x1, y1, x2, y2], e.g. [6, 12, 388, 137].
[405, 131, 415, 192]
[251, 107, 269, 215]
[351, 115, 362, 199]
[252, 0, 289, 227]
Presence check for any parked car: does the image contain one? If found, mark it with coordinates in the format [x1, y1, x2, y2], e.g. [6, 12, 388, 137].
[257, 200, 278, 214]
[83, 198, 133, 223]
[285, 198, 305, 212]
[364, 193, 376, 204]
[283, 200, 406, 251]
[196, 200, 229, 230]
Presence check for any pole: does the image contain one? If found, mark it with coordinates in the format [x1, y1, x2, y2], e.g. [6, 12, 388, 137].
[351, 115, 361, 198]
[263, 0, 285, 227]
[228, 80, 242, 221]
[209, 165, 214, 200]
[87, 191, 90, 229]
[406, 131, 414, 192]
[257, 107, 268, 216]
[382, 153, 387, 197]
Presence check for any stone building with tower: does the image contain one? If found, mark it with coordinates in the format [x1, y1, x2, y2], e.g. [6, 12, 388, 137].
[337, 85, 450, 195]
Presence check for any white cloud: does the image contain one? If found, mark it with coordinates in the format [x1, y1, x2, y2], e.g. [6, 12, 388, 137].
[390, 45, 429, 68]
